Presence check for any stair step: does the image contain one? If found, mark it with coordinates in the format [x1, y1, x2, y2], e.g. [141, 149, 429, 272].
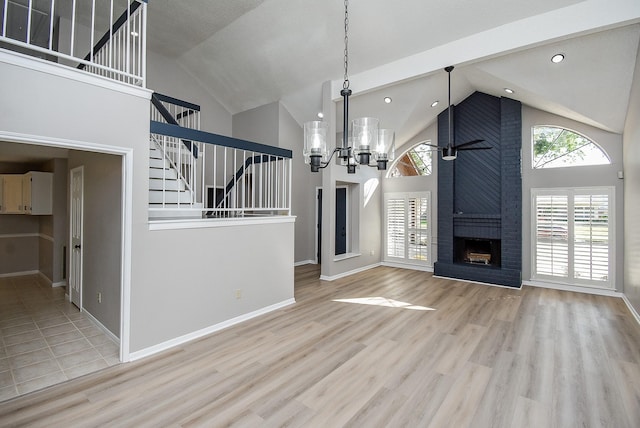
[149, 190, 193, 204]
[149, 168, 178, 180]
[150, 157, 170, 169]
[149, 148, 163, 160]
[149, 178, 186, 191]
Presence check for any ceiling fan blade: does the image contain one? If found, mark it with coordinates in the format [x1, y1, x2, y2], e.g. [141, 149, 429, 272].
[458, 146, 492, 151]
[423, 143, 443, 149]
[454, 139, 485, 149]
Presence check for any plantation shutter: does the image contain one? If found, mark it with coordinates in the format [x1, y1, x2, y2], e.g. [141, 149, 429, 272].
[407, 196, 429, 261]
[385, 192, 430, 265]
[534, 194, 568, 278]
[386, 197, 405, 258]
[573, 193, 609, 282]
[532, 187, 613, 288]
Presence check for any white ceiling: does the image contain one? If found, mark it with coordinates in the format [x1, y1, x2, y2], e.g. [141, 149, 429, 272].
[145, 0, 640, 148]
[2, 0, 639, 162]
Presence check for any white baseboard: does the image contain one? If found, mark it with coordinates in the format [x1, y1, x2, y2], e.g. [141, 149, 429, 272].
[0, 270, 39, 278]
[38, 271, 53, 286]
[522, 280, 622, 298]
[622, 295, 640, 326]
[381, 261, 434, 272]
[128, 298, 296, 362]
[319, 263, 381, 281]
[294, 260, 315, 267]
[83, 309, 120, 346]
[0, 270, 65, 289]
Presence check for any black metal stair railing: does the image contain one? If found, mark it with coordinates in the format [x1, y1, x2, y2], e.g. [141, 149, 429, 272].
[215, 154, 276, 208]
[151, 93, 199, 158]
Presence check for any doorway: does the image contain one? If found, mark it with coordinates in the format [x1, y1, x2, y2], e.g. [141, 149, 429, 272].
[0, 133, 132, 387]
[336, 186, 347, 256]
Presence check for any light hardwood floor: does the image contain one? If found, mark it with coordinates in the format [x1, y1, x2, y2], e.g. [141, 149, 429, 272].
[1, 264, 639, 427]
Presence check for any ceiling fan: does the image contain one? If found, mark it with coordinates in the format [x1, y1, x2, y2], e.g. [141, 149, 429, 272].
[428, 65, 491, 160]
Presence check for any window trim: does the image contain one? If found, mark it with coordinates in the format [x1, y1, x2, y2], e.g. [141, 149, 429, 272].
[386, 140, 434, 178]
[531, 125, 611, 170]
[531, 186, 615, 289]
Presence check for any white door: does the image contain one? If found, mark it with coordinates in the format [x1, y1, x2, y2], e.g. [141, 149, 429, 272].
[70, 166, 84, 309]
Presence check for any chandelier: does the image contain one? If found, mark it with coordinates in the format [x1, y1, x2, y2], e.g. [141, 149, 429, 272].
[303, 0, 395, 173]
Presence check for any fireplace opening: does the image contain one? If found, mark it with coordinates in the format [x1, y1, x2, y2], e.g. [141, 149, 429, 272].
[454, 237, 501, 267]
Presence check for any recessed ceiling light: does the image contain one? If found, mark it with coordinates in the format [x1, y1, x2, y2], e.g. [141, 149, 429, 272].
[504, 88, 514, 94]
[384, 97, 392, 104]
[431, 101, 439, 107]
[551, 53, 565, 63]
[317, 112, 324, 119]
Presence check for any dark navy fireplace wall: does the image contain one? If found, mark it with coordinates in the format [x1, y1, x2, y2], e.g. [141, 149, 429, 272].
[434, 92, 522, 287]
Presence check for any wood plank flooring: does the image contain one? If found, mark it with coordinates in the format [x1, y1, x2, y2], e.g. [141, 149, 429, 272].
[1, 264, 639, 427]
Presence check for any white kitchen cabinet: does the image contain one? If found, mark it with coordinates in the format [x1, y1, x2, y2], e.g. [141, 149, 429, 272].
[22, 171, 53, 215]
[1, 174, 24, 214]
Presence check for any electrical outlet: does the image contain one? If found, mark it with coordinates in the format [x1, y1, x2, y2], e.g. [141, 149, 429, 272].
[98, 292, 102, 303]
[235, 289, 242, 299]
[370, 250, 375, 256]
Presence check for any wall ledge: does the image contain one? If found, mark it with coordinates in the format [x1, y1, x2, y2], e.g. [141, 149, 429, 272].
[149, 216, 296, 231]
[0, 49, 152, 100]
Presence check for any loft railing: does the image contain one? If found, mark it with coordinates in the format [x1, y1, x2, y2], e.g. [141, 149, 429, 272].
[150, 121, 292, 219]
[0, 0, 147, 86]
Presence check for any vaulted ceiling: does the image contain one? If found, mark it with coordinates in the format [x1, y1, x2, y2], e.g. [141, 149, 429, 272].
[2, 0, 638, 163]
[144, 0, 640, 149]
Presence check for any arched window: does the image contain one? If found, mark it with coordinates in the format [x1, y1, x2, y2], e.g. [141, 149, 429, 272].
[532, 126, 610, 169]
[388, 141, 433, 177]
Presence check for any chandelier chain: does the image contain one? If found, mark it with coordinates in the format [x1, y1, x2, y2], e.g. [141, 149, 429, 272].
[343, 0, 349, 90]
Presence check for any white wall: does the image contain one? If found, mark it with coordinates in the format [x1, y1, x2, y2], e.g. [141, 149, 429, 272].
[147, 50, 232, 136]
[382, 123, 439, 265]
[132, 221, 294, 350]
[279, 104, 320, 264]
[1, 51, 294, 355]
[521, 106, 625, 291]
[232, 102, 279, 145]
[233, 102, 321, 264]
[68, 151, 122, 336]
[623, 44, 640, 313]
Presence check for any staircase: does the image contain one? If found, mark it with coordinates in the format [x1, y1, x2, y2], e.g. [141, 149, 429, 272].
[148, 138, 202, 219]
[148, 93, 292, 220]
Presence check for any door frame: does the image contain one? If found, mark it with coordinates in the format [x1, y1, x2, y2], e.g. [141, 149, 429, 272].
[69, 166, 84, 310]
[315, 187, 322, 264]
[335, 185, 349, 256]
[0, 131, 133, 362]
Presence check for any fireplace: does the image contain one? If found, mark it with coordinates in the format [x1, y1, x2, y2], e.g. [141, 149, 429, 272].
[454, 238, 501, 267]
[433, 92, 521, 287]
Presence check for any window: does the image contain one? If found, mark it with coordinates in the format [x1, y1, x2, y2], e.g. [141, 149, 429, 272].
[532, 187, 613, 288]
[532, 126, 610, 169]
[388, 142, 433, 177]
[385, 192, 431, 265]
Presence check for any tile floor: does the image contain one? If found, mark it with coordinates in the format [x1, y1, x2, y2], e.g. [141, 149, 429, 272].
[0, 274, 119, 402]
